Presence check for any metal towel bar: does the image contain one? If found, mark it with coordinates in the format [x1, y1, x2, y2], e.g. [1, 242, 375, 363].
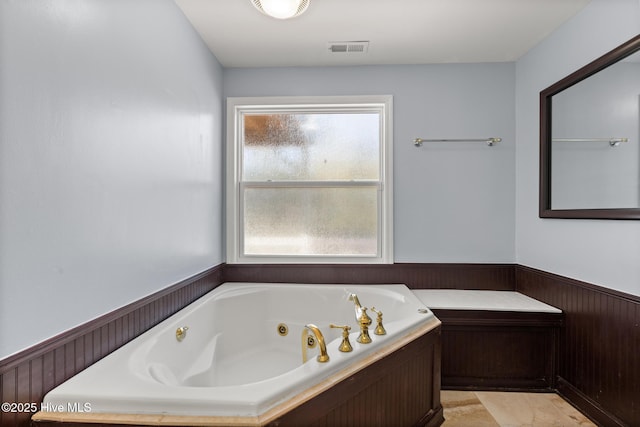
[413, 137, 501, 147]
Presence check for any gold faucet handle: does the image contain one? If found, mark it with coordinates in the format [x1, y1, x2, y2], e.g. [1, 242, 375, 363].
[329, 324, 353, 352]
[330, 323, 351, 333]
[371, 307, 387, 335]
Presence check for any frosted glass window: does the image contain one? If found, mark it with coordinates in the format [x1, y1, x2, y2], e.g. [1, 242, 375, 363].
[227, 96, 393, 264]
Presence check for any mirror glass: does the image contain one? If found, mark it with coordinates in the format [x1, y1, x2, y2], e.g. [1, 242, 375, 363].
[540, 35, 640, 219]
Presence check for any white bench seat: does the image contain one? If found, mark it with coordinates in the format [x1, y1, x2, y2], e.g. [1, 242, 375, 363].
[412, 289, 561, 313]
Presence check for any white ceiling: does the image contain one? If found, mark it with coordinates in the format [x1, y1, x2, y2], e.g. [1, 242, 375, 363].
[175, 0, 591, 68]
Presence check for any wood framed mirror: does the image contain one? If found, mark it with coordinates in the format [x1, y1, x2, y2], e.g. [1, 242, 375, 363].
[540, 34, 640, 219]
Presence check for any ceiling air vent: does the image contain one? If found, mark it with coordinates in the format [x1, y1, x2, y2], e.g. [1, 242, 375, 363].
[327, 41, 369, 54]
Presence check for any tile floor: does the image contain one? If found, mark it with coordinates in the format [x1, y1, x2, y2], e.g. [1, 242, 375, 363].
[441, 391, 597, 427]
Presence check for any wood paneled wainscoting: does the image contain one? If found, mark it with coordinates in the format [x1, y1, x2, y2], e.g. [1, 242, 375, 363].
[516, 265, 640, 427]
[2, 263, 639, 427]
[222, 263, 516, 290]
[0, 266, 224, 427]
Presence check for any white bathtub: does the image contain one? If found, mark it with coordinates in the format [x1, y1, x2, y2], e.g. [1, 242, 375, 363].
[38, 283, 439, 424]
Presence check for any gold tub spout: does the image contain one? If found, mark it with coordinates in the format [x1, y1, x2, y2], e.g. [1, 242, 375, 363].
[348, 293, 364, 320]
[302, 324, 329, 363]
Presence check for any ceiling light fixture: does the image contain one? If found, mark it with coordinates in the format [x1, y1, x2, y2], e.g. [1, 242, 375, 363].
[250, 0, 310, 20]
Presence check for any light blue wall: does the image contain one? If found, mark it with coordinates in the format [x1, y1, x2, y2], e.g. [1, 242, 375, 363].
[0, 0, 224, 358]
[515, 0, 640, 296]
[224, 63, 516, 263]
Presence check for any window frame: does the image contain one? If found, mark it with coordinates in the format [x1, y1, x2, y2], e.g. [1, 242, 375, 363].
[226, 95, 393, 264]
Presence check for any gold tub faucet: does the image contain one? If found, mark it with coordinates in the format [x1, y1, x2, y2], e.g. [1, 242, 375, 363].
[348, 293, 372, 344]
[302, 324, 329, 363]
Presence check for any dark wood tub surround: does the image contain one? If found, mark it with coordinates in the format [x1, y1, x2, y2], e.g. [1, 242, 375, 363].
[266, 326, 443, 427]
[434, 309, 562, 391]
[2, 262, 639, 427]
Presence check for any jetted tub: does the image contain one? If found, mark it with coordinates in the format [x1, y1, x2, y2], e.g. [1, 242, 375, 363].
[36, 283, 440, 425]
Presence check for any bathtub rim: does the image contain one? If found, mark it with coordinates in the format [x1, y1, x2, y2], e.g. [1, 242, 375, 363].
[32, 314, 440, 426]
